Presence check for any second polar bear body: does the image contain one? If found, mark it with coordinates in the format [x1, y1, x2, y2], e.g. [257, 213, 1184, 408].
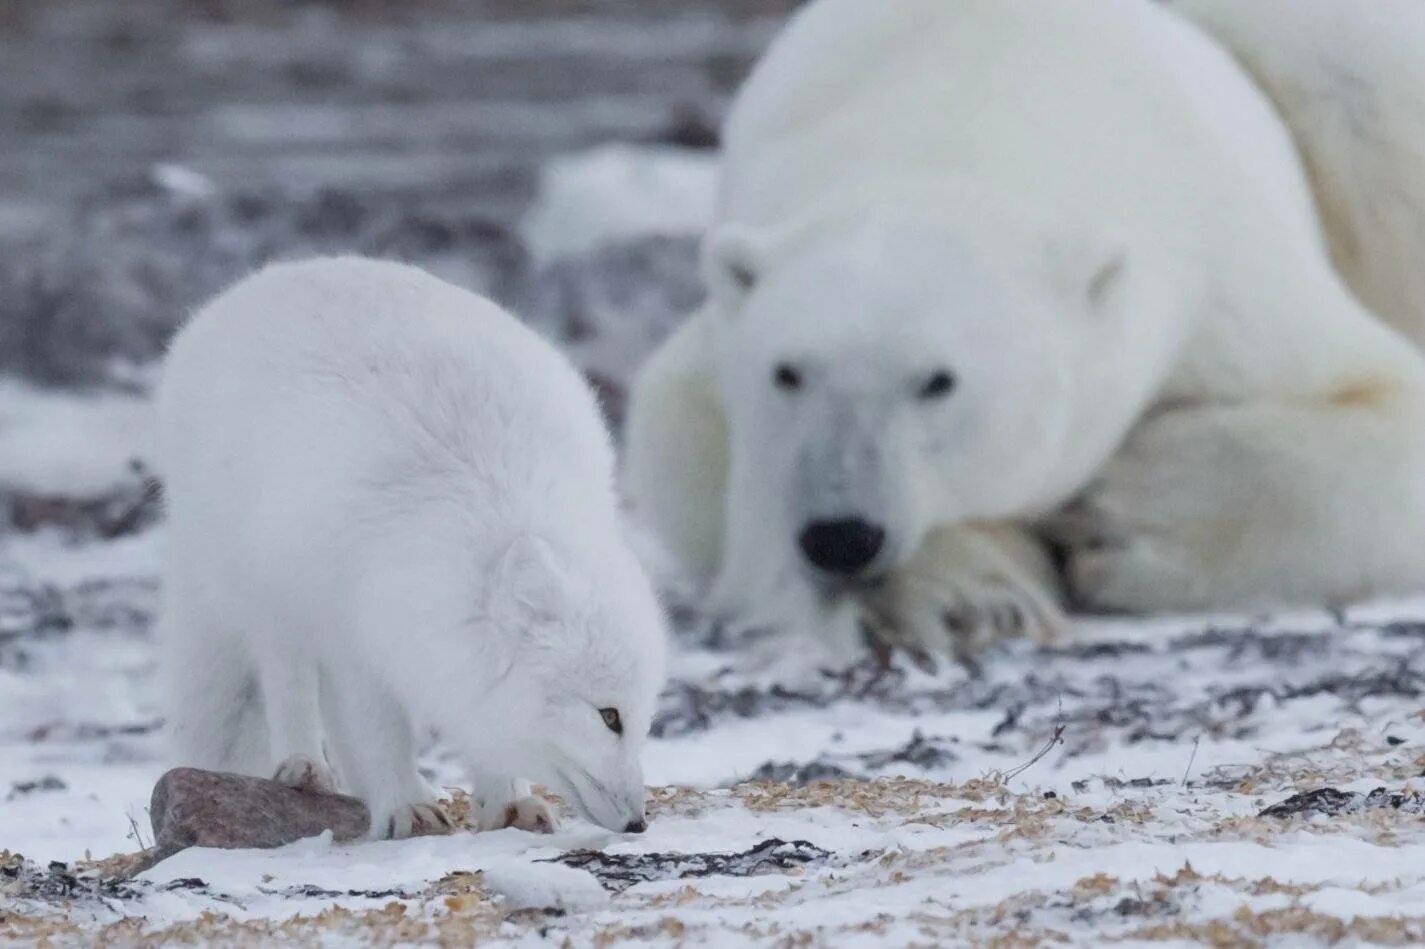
[159, 257, 666, 837]
[626, 0, 1425, 656]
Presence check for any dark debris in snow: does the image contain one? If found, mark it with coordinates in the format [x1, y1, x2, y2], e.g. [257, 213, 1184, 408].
[6, 775, 67, 800]
[650, 621, 1425, 788]
[0, 853, 143, 905]
[743, 730, 959, 787]
[1259, 787, 1425, 820]
[746, 760, 858, 785]
[546, 838, 837, 893]
[2, 466, 162, 540]
[0, 566, 157, 670]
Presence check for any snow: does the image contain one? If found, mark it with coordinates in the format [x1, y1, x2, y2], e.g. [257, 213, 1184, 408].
[135, 832, 611, 916]
[0, 381, 155, 496]
[520, 145, 718, 265]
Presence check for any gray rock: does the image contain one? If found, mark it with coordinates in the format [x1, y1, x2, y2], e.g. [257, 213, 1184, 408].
[148, 767, 369, 861]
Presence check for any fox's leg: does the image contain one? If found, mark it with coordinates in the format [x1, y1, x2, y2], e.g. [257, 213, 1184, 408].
[1048, 388, 1425, 613]
[318, 661, 451, 840]
[468, 771, 558, 834]
[857, 523, 1069, 667]
[161, 593, 270, 777]
[254, 651, 336, 794]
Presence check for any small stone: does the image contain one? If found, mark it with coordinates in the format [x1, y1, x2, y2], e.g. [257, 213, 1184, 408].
[148, 768, 369, 860]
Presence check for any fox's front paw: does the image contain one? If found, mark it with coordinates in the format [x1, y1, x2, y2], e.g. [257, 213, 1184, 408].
[488, 795, 560, 834]
[273, 755, 338, 795]
[472, 777, 560, 834]
[378, 802, 455, 840]
[857, 562, 1068, 670]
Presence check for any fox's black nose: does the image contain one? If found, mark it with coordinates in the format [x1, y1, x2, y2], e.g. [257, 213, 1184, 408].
[624, 819, 647, 834]
[799, 518, 886, 576]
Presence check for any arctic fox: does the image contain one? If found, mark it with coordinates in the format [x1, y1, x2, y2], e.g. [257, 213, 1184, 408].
[157, 257, 667, 838]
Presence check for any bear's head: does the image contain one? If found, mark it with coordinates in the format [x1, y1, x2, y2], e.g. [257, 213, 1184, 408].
[706, 199, 1130, 590]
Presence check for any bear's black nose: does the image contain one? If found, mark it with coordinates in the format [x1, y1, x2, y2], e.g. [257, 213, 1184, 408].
[799, 518, 886, 576]
[624, 819, 647, 834]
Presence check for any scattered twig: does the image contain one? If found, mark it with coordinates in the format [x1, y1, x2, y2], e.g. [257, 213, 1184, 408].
[126, 810, 150, 852]
[1001, 723, 1066, 783]
[1181, 734, 1202, 786]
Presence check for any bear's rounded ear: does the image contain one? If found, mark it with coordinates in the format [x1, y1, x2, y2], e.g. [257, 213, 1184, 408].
[1046, 236, 1128, 312]
[703, 225, 767, 313]
[1086, 252, 1127, 309]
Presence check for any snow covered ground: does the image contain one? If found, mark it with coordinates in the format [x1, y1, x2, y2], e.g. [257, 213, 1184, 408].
[7, 512, 1425, 945]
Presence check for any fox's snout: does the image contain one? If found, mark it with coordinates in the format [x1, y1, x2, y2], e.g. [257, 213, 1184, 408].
[548, 758, 649, 834]
[598, 789, 648, 834]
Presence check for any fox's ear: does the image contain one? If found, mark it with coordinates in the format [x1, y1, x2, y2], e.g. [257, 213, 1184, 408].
[497, 535, 567, 618]
[496, 534, 585, 621]
[703, 225, 767, 313]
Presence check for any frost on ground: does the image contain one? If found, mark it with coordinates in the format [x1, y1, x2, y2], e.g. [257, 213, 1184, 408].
[5, 513, 1425, 946]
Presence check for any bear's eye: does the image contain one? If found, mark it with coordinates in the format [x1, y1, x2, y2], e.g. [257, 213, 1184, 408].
[773, 363, 803, 392]
[918, 370, 957, 400]
[599, 707, 623, 735]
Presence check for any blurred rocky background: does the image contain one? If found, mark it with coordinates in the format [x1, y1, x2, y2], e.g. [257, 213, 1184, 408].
[0, 0, 799, 416]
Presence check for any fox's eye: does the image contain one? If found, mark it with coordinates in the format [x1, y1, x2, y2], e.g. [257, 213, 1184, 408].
[918, 369, 957, 400]
[599, 707, 623, 735]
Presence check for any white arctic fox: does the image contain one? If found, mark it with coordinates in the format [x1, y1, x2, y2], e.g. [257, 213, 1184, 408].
[157, 257, 667, 838]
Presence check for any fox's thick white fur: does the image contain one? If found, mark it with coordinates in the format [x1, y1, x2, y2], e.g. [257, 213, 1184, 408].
[625, 0, 1425, 657]
[159, 257, 667, 838]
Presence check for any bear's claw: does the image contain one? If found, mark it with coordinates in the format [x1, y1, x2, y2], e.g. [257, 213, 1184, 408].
[857, 568, 1067, 670]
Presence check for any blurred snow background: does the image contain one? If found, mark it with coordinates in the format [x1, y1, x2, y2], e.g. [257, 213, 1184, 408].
[0, 0, 781, 485]
[6, 2, 1425, 945]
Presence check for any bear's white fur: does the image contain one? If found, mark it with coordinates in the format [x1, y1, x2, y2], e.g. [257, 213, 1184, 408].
[159, 257, 667, 837]
[625, 0, 1425, 658]
[1177, 0, 1425, 344]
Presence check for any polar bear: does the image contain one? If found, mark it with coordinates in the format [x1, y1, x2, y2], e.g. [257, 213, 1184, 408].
[159, 257, 666, 837]
[624, 0, 1425, 660]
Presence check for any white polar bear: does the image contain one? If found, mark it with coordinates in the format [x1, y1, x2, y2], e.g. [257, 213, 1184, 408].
[159, 257, 666, 837]
[624, 0, 1425, 660]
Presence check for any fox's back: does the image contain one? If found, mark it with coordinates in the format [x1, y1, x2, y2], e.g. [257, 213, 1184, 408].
[158, 257, 615, 607]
